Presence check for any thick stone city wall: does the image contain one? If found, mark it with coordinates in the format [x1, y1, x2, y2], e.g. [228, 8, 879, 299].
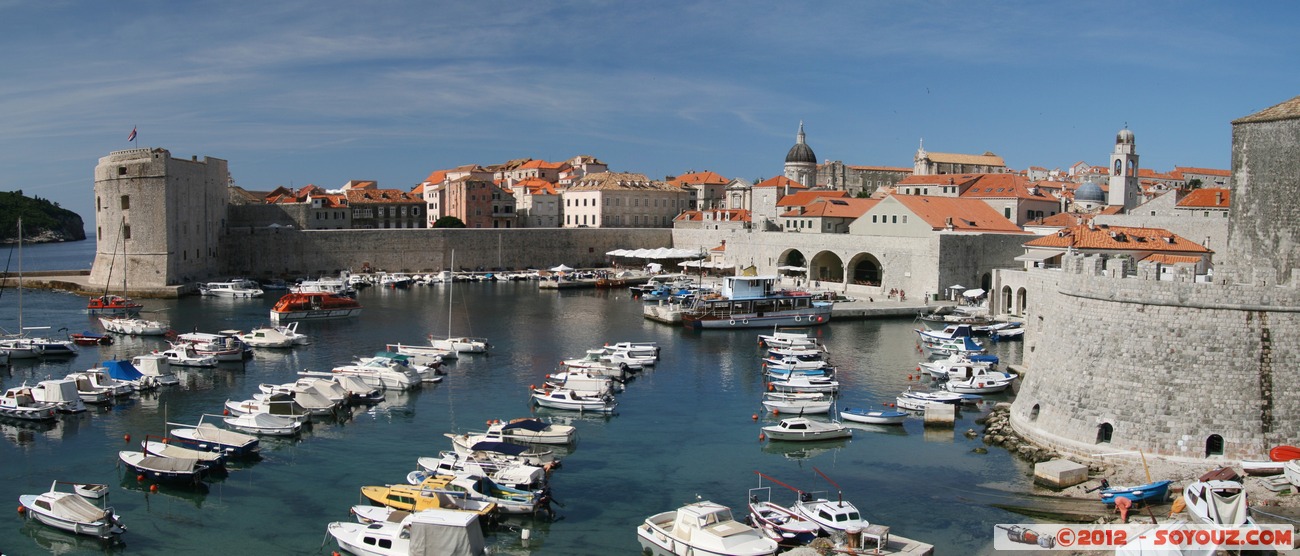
[1226, 116, 1300, 285]
[1092, 213, 1230, 262]
[673, 228, 1028, 297]
[1009, 253, 1300, 461]
[218, 227, 672, 278]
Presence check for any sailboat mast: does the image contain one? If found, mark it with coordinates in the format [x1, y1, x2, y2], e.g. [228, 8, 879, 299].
[16, 218, 21, 331]
[448, 250, 454, 338]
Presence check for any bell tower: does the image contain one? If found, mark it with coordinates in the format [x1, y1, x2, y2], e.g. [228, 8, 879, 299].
[1107, 127, 1140, 210]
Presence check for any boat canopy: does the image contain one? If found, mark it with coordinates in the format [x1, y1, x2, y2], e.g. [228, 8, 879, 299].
[501, 419, 548, 433]
[102, 360, 144, 382]
[469, 441, 529, 456]
[408, 509, 485, 556]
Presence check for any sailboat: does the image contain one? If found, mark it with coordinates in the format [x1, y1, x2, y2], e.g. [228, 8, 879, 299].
[97, 218, 169, 336]
[87, 217, 143, 315]
[428, 250, 490, 354]
[0, 219, 72, 360]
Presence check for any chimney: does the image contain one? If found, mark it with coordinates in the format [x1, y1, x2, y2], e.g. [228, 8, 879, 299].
[944, 217, 954, 231]
[1215, 191, 1223, 205]
[1088, 220, 1097, 231]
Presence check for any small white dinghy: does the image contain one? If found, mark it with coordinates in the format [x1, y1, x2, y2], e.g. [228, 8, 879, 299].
[839, 407, 908, 425]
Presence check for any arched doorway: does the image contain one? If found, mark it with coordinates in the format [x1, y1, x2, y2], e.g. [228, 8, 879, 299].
[778, 249, 807, 269]
[1001, 286, 1013, 313]
[1016, 287, 1028, 316]
[808, 251, 844, 284]
[1096, 423, 1114, 444]
[1205, 435, 1224, 457]
[848, 253, 882, 287]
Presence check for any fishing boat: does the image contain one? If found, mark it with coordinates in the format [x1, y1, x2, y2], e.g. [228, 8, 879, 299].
[69, 331, 114, 346]
[328, 509, 487, 556]
[359, 477, 498, 518]
[531, 387, 618, 413]
[636, 499, 779, 556]
[99, 316, 169, 336]
[747, 486, 820, 546]
[444, 474, 542, 515]
[760, 392, 833, 415]
[269, 291, 362, 322]
[29, 378, 87, 413]
[762, 417, 852, 442]
[417, 451, 549, 492]
[222, 412, 302, 436]
[1098, 479, 1173, 506]
[132, 353, 181, 386]
[18, 481, 125, 541]
[172, 330, 251, 361]
[157, 345, 218, 367]
[839, 407, 908, 425]
[168, 416, 260, 458]
[198, 279, 264, 298]
[119, 450, 210, 486]
[794, 491, 867, 534]
[768, 375, 839, 394]
[239, 321, 310, 348]
[682, 276, 832, 330]
[141, 435, 226, 469]
[445, 434, 557, 466]
[481, 418, 576, 445]
[66, 369, 135, 399]
[0, 385, 59, 421]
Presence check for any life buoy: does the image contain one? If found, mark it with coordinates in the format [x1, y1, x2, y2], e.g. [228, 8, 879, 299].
[729, 320, 736, 325]
[742, 319, 749, 325]
[794, 316, 802, 322]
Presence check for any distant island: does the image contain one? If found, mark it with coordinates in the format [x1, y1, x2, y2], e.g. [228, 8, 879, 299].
[0, 191, 87, 243]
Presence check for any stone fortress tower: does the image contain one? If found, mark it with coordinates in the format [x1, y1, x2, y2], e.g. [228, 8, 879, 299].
[1007, 95, 1300, 461]
[783, 122, 817, 188]
[1107, 127, 1140, 210]
[88, 148, 229, 292]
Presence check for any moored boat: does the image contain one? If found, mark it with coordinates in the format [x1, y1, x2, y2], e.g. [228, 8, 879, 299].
[760, 392, 833, 415]
[482, 418, 576, 445]
[761, 417, 852, 442]
[222, 412, 302, 436]
[682, 276, 831, 330]
[269, 291, 362, 322]
[0, 385, 59, 421]
[99, 316, 169, 336]
[85, 294, 142, 316]
[118, 450, 209, 486]
[1098, 479, 1173, 506]
[18, 480, 126, 541]
[198, 279, 264, 298]
[747, 486, 820, 546]
[168, 417, 260, 458]
[839, 407, 908, 425]
[329, 508, 487, 556]
[636, 499, 779, 556]
[69, 331, 114, 345]
[29, 378, 87, 413]
[531, 387, 617, 413]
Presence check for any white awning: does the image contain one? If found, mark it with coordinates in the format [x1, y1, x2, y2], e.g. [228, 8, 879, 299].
[1014, 249, 1061, 263]
[948, 284, 966, 290]
[962, 288, 986, 298]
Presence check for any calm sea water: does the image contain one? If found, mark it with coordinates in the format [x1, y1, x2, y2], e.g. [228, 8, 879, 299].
[0, 242, 1033, 555]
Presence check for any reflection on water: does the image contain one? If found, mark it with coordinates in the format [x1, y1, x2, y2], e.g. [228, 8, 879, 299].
[20, 519, 124, 555]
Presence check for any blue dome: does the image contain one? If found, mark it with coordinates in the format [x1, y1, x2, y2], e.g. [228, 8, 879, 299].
[1075, 182, 1105, 203]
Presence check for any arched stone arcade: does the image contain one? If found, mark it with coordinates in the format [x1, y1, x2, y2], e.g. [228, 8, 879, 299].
[848, 253, 883, 287]
[808, 251, 844, 283]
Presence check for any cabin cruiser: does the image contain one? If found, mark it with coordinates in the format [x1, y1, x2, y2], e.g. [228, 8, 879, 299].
[637, 500, 778, 556]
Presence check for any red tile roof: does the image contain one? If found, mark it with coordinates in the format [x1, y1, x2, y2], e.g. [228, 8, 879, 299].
[777, 190, 848, 207]
[780, 197, 878, 219]
[753, 176, 806, 189]
[1177, 188, 1230, 208]
[1141, 253, 1203, 265]
[674, 209, 751, 222]
[424, 169, 449, 184]
[1025, 224, 1210, 252]
[1175, 166, 1231, 178]
[887, 195, 1027, 233]
[344, 189, 422, 204]
[669, 171, 729, 187]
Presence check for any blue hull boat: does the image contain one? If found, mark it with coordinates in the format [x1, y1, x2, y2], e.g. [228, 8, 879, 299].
[1100, 479, 1172, 505]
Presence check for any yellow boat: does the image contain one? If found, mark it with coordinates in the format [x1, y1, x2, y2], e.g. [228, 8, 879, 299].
[359, 475, 498, 520]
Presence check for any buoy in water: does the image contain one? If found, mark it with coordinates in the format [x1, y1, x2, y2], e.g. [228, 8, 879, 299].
[136, 474, 144, 482]
[123, 434, 130, 443]
[150, 484, 158, 492]
[759, 432, 766, 441]
[17, 505, 25, 514]
[751, 414, 758, 421]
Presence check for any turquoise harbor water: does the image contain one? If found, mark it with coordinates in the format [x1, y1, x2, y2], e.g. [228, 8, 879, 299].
[0, 242, 1033, 555]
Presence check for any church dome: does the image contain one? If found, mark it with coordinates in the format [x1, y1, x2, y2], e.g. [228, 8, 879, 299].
[786, 142, 816, 164]
[1075, 182, 1105, 203]
[1116, 127, 1135, 145]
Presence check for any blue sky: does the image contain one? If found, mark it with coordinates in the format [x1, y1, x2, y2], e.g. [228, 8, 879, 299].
[2, 1, 1297, 224]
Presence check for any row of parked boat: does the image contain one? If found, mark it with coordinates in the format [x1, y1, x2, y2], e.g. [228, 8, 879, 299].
[528, 341, 660, 413]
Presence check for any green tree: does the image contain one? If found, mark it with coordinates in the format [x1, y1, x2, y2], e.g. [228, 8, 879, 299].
[1186, 178, 1203, 189]
[432, 216, 466, 228]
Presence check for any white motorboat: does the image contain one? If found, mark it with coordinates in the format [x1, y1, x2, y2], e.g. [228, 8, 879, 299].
[760, 392, 833, 415]
[839, 407, 908, 425]
[602, 344, 658, 366]
[253, 388, 338, 416]
[141, 437, 226, 468]
[608, 341, 659, 355]
[385, 342, 453, 364]
[765, 345, 827, 359]
[918, 353, 996, 380]
[794, 491, 868, 534]
[19, 481, 125, 541]
[173, 331, 250, 361]
[239, 321, 310, 348]
[222, 412, 302, 436]
[0, 385, 59, 421]
[481, 418, 576, 445]
[543, 370, 620, 397]
[30, 335, 79, 358]
[768, 375, 839, 394]
[225, 396, 313, 423]
[29, 378, 87, 413]
[762, 417, 852, 442]
[943, 366, 1016, 384]
[158, 345, 218, 367]
[168, 417, 260, 458]
[636, 500, 778, 556]
[943, 375, 1014, 394]
[762, 354, 831, 372]
[328, 509, 486, 556]
[330, 357, 421, 391]
[132, 353, 181, 386]
[0, 336, 39, 360]
[99, 316, 169, 336]
[757, 331, 822, 349]
[444, 474, 541, 515]
[562, 349, 630, 375]
[365, 352, 442, 383]
[430, 335, 491, 354]
[198, 279, 264, 298]
[445, 432, 557, 466]
[531, 387, 617, 413]
[66, 369, 135, 399]
[117, 450, 210, 486]
[417, 451, 548, 491]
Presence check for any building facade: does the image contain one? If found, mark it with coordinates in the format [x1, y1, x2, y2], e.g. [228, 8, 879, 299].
[562, 172, 688, 228]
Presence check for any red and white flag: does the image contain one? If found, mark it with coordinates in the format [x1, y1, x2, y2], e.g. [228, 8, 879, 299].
[127, 126, 137, 142]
